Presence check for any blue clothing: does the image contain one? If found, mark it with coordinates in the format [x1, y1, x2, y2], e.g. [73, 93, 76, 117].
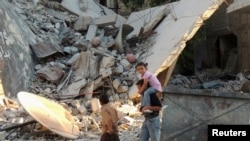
[140, 90, 162, 141]
[140, 116, 161, 141]
[141, 87, 157, 106]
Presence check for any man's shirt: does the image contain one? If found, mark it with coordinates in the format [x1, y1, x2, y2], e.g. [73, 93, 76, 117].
[101, 103, 119, 135]
[150, 93, 162, 107]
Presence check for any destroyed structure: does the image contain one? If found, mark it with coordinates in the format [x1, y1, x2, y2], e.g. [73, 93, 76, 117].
[1, 0, 250, 140]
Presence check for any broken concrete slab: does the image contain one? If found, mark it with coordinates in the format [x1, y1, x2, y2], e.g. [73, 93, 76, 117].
[126, 5, 169, 39]
[115, 24, 134, 54]
[117, 85, 129, 93]
[66, 51, 92, 78]
[227, 0, 250, 13]
[61, 0, 99, 17]
[83, 82, 94, 100]
[74, 16, 93, 31]
[94, 14, 117, 27]
[59, 79, 87, 96]
[86, 25, 98, 42]
[46, 9, 69, 21]
[30, 42, 64, 59]
[36, 65, 64, 84]
[91, 98, 100, 113]
[129, 0, 225, 99]
[143, 6, 169, 34]
[100, 56, 115, 69]
[202, 80, 223, 89]
[63, 46, 79, 55]
[100, 68, 112, 78]
[61, 0, 126, 27]
[113, 79, 121, 90]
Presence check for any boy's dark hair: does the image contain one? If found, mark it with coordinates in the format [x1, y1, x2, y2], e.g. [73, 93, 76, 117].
[135, 62, 148, 69]
[136, 79, 150, 88]
[99, 94, 109, 105]
[136, 79, 144, 86]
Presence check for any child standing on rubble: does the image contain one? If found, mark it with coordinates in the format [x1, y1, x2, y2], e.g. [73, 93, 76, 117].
[99, 94, 120, 141]
[135, 62, 163, 108]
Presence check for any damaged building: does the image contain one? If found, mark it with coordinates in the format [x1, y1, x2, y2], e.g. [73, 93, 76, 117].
[0, 0, 250, 141]
[192, 0, 246, 73]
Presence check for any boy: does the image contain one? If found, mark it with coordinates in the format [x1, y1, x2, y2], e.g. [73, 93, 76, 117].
[136, 79, 162, 141]
[99, 94, 120, 141]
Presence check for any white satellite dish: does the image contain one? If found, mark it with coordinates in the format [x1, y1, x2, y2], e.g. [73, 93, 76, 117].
[17, 91, 80, 139]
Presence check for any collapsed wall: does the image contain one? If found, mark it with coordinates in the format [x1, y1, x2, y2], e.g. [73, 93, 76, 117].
[0, 1, 36, 97]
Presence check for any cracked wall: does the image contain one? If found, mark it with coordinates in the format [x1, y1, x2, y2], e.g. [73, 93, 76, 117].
[0, 1, 36, 97]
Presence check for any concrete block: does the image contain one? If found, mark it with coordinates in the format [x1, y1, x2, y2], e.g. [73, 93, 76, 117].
[94, 14, 117, 27]
[86, 25, 97, 42]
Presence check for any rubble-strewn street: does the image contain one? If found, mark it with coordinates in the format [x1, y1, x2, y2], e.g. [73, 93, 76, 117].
[0, 94, 145, 140]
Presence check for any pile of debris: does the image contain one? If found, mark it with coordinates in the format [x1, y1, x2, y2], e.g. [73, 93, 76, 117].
[168, 68, 250, 93]
[0, 93, 143, 141]
[0, 0, 165, 140]
[2, 0, 248, 140]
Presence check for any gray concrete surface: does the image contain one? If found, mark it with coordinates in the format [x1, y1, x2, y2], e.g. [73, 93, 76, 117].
[160, 87, 250, 141]
[0, 1, 36, 97]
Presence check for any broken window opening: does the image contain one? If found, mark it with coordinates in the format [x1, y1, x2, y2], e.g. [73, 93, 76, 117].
[175, 27, 207, 76]
[215, 33, 238, 72]
[175, 43, 195, 76]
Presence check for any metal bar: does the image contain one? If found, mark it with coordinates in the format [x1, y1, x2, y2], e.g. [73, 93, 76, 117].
[5, 128, 17, 140]
[0, 120, 37, 132]
[55, 91, 101, 100]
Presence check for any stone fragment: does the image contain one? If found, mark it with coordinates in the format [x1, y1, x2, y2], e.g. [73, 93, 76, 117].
[0, 132, 6, 140]
[91, 37, 102, 47]
[63, 46, 79, 55]
[100, 68, 112, 78]
[35, 64, 42, 70]
[113, 64, 123, 73]
[126, 53, 136, 63]
[3, 98, 19, 109]
[74, 16, 92, 31]
[117, 85, 129, 93]
[91, 98, 100, 113]
[71, 100, 80, 108]
[11, 117, 24, 123]
[100, 56, 115, 69]
[113, 79, 121, 90]
[86, 25, 97, 42]
[43, 88, 51, 94]
[78, 105, 87, 114]
[94, 14, 117, 27]
[120, 59, 131, 69]
[30, 42, 64, 59]
[36, 66, 64, 84]
[72, 107, 79, 115]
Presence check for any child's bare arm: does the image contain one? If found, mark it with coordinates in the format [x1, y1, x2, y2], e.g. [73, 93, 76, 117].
[138, 78, 148, 94]
[141, 106, 162, 112]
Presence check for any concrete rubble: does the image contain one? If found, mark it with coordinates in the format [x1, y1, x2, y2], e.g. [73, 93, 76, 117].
[0, 0, 146, 140]
[0, 0, 249, 141]
[167, 69, 250, 93]
[0, 94, 144, 141]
